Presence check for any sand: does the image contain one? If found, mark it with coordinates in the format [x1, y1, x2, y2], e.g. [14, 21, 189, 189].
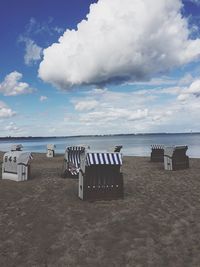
[0, 152, 200, 267]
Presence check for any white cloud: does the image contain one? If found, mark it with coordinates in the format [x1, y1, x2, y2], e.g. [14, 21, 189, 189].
[9, 79, 200, 136]
[19, 17, 65, 67]
[0, 71, 33, 96]
[177, 79, 200, 101]
[187, 79, 200, 96]
[72, 89, 152, 131]
[0, 102, 16, 118]
[40, 95, 48, 102]
[128, 109, 149, 121]
[74, 100, 98, 111]
[20, 38, 43, 65]
[178, 73, 194, 86]
[25, 17, 64, 37]
[80, 108, 149, 123]
[4, 122, 19, 131]
[177, 93, 190, 101]
[53, 26, 64, 34]
[39, 0, 200, 89]
[65, 77, 200, 134]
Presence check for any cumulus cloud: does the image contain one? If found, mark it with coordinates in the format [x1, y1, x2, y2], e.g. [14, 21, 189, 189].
[0, 71, 33, 96]
[178, 79, 200, 101]
[40, 95, 48, 102]
[187, 79, 200, 96]
[39, 0, 200, 89]
[19, 37, 43, 65]
[66, 76, 200, 134]
[177, 93, 190, 101]
[0, 101, 16, 118]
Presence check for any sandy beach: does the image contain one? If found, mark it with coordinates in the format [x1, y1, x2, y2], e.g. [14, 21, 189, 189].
[0, 152, 200, 267]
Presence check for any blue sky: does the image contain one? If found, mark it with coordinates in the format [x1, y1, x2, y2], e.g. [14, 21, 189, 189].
[1, 0, 200, 136]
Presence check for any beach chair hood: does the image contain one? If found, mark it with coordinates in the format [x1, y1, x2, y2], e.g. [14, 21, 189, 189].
[86, 152, 122, 166]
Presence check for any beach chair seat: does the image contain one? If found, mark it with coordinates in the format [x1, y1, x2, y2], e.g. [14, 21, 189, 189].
[150, 144, 164, 162]
[79, 151, 123, 200]
[164, 145, 189, 170]
[62, 146, 86, 178]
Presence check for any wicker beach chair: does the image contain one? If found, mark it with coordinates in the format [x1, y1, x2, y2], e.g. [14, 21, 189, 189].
[150, 144, 164, 162]
[62, 146, 87, 178]
[11, 144, 23, 151]
[107, 145, 123, 153]
[79, 151, 123, 200]
[113, 145, 123, 152]
[2, 145, 32, 181]
[164, 145, 189, 170]
[46, 144, 56, 158]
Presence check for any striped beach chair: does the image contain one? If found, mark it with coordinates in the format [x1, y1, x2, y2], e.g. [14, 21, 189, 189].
[150, 144, 164, 162]
[79, 151, 123, 200]
[62, 146, 86, 178]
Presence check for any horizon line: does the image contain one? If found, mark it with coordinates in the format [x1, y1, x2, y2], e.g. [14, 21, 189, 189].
[0, 131, 199, 139]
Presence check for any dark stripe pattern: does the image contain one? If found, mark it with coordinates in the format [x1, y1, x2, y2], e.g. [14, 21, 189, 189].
[67, 146, 85, 174]
[86, 152, 122, 166]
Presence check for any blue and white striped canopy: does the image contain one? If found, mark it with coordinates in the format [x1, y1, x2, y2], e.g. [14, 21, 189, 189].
[86, 152, 122, 166]
[66, 146, 85, 168]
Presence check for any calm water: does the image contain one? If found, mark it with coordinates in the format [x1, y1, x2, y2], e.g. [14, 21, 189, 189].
[0, 133, 200, 158]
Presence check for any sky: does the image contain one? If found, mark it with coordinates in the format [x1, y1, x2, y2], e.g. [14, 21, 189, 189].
[1, 0, 200, 137]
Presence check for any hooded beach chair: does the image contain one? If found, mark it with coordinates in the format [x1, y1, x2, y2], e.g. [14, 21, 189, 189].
[46, 144, 56, 158]
[164, 145, 189, 170]
[79, 151, 123, 200]
[2, 145, 32, 181]
[11, 144, 23, 151]
[113, 145, 123, 152]
[150, 144, 164, 162]
[107, 145, 123, 153]
[62, 146, 87, 178]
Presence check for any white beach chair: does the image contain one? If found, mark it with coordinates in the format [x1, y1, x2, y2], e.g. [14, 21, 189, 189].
[2, 145, 32, 181]
[46, 144, 56, 157]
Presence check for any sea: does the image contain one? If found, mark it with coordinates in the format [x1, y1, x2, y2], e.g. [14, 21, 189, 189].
[0, 133, 200, 158]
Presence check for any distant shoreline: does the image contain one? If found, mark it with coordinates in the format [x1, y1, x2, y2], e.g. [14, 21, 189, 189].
[0, 132, 199, 140]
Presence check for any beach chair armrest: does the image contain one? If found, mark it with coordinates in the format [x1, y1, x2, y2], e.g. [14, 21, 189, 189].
[79, 169, 85, 176]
